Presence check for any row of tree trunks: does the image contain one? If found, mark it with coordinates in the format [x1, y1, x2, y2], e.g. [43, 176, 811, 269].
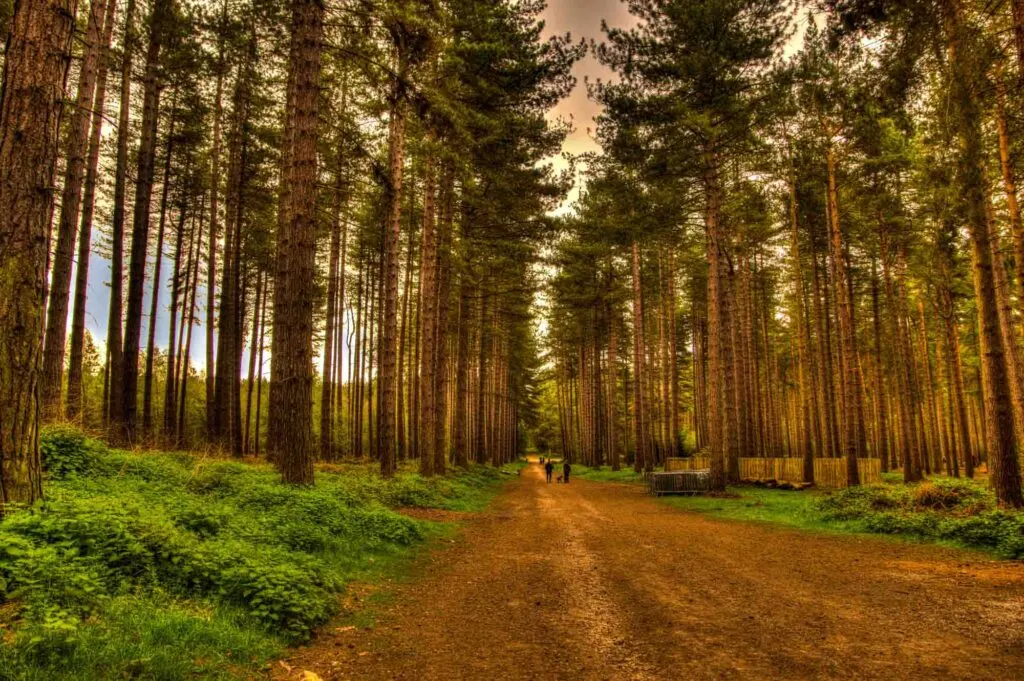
[105, 0, 137, 424]
[67, 0, 119, 420]
[116, 0, 173, 443]
[40, 0, 110, 418]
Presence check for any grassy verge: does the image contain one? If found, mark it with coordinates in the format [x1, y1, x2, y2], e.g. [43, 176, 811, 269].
[571, 464, 645, 484]
[660, 487, 869, 534]
[0, 425, 516, 680]
[659, 478, 1024, 558]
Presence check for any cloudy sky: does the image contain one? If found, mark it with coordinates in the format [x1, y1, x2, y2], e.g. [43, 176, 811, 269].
[541, 0, 636, 210]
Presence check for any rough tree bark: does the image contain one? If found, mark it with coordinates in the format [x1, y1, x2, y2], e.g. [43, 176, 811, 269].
[946, 3, 1023, 506]
[269, 0, 323, 484]
[0, 0, 76, 510]
[417, 156, 438, 476]
[379, 48, 409, 478]
[433, 162, 455, 473]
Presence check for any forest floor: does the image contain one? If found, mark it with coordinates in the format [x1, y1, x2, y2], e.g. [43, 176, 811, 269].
[279, 461, 1024, 681]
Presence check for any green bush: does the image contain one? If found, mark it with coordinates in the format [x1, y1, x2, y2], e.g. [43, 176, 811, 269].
[817, 478, 1024, 558]
[937, 511, 1024, 557]
[862, 510, 941, 536]
[912, 479, 990, 511]
[0, 439, 513, 678]
[39, 425, 105, 479]
[170, 504, 229, 539]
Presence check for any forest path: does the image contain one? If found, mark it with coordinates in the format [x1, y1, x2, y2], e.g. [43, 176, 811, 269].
[279, 463, 1024, 681]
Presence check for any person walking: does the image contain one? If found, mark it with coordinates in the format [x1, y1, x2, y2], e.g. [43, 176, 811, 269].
[562, 460, 571, 484]
[545, 459, 554, 483]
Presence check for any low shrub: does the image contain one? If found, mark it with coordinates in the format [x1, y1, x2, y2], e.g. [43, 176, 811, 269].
[817, 477, 1024, 558]
[862, 510, 941, 536]
[1, 428, 513, 678]
[39, 425, 105, 479]
[912, 479, 990, 511]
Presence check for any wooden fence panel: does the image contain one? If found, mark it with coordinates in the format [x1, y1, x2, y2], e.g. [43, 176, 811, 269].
[781, 458, 805, 482]
[739, 458, 771, 480]
[813, 459, 845, 488]
[813, 458, 882, 488]
[857, 458, 882, 485]
[665, 457, 711, 472]
[668, 456, 881, 487]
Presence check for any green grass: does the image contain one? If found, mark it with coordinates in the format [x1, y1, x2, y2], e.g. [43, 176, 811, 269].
[660, 487, 867, 534]
[571, 464, 645, 483]
[657, 478, 1024, 558]
[0, 425, 516, 680]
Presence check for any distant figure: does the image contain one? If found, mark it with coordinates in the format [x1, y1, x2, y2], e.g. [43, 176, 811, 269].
[562, 461, 571, 484]
[545, 460, 554, 483]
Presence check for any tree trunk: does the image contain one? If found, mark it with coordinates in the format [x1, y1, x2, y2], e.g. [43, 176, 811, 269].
[994, 70, 1024, 343]
[143, 111, 176, 435]
[269, 0, 323, 484]
[475, 283, 488, 464]
[433, 163, 455, 472]
[178, 201, 204, 445]
[417, 156, 439, 476]
[0, 0, 76, 510]
[40, 0, 109, 417]
[788, 158, 815, 480]
[811, 249, 837, 459]
[397, 177, 415, 461]
[704, 150, 727, 489]
[320, 166, 344, 459]
[988, 215, 1024, 440]
[826, 141, 861, 485]
[667, 253, 680, 457]
[106, 0, 137, 423]
[253, 279, 268, 456]
[379, 55, 408, 478]
[244, 273, 263, 455]
[454, 266, 472, 469]
[947, 4, 1023, 506]
[206, 1, 228, 441]
[939, 285, 971, 477]
[871, 261, 890, 472]
[162, 203, 188, 439]
[608, 296, 620, 470]
[68, 0, 119, 420]
[631, 241, 651, 473]
[119, 0, 171, 442]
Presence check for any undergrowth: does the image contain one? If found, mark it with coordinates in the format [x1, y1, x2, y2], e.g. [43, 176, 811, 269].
[571, 464, 645, 483]
[0, 424, 513, 680]
[661, 476, 1024, 559]
[817, 478, 1024, 558]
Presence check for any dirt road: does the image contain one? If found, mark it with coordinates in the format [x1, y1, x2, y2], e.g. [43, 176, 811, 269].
[282, 463, 1024, 680]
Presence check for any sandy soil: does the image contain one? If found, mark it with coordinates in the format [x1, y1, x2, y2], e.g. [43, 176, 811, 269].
[276, 463, 1024, 681]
